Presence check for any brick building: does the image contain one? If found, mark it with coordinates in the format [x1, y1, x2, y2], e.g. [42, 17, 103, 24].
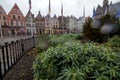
[7, 3, 26, 36]
[51, 15, 59, 34]
[35, 11, 45, 34]
[0, 5, 9, 36]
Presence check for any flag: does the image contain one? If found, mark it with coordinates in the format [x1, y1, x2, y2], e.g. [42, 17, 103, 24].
[29, 0, 31, 10]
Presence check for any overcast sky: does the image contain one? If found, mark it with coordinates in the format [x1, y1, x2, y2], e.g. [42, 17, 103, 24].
[0, 0, 119, 18]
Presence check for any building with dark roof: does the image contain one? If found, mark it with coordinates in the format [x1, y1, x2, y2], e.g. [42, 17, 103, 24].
[35, 11, 45, 34]
[0, 5, 7, 26]
[25, 10, 36, 35]
[94, 0, 120, 19]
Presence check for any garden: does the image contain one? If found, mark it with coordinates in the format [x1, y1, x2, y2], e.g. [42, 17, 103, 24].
[33, 34, 120, 80]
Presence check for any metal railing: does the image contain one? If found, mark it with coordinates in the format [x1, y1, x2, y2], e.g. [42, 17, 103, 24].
[0, 36, 40, 80]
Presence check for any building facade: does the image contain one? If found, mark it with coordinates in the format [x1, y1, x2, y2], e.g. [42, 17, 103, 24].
[0, 5, 8, 36]
[76, 16, 85, 33]
[58, 16, 68, 34]
[51, 15, 59, 34]
[94, 0, 120, 19]
[25, 10, 36, 35]
[66, 16, 78, 33]
[35, 11, 45, 35]
[0, 5, 7, 26]
[44, 14, 53, 34]
[7, 3, 26, 35]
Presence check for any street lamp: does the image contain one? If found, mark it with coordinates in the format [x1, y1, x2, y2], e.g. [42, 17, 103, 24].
[0, 22, 3, 40]
[30, 11, 33, 37]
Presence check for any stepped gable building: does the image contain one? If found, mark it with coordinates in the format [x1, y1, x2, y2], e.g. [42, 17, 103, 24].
[58, 16, 68, 34]
[66, 15, 78, 33]
[51, 15, 59, 34]
[94, 0, 120, 19]
[35, 11, 45, 34]
[0, 5, 9, 36]
[25, 10, 36, 35]
[44, 13, 52, 34]
[7, 3, 26, 35]
[0, 5, 7, 26]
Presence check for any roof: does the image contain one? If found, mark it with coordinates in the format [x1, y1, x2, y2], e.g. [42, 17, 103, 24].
[0, 5, 7, 15]
[8, 3, 24, 17]
[35, 11, 43, 21]
[26, 10, 34, 19]
[108, 2, 120, 15]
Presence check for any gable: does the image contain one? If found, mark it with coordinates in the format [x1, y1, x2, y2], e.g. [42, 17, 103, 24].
[0, 5, 7, 15]
[8, 4, 24, 17]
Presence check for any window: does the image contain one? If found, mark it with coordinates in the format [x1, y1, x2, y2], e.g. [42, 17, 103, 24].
[3, 16, 6, 20]
[13, 15, 16, 19]
[0, 11, 2, 14]
[4, 21, 6, 26]
[18, 16, 21, 20]
[11, 21, 13, 26]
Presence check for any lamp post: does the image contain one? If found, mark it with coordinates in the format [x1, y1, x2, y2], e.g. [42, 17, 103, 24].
[30, 12, 33, 37]
[0, 22, 3, 40]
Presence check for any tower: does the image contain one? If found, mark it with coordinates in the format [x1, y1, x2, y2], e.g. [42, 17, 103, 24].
[103, 0, 109, 15]
[48, 0, 51, 15]
[83, 5, 85, 17]
[92, 7, 96, 18]
[61, 0, 64, 34]
[83, 5, 85, 23]
[103, 0, 109, 7]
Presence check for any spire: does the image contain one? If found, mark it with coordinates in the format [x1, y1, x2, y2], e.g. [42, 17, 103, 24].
[29, 0, 32, 10]
[103, 0, 108, 6]
[110, 1, 112, 5]
[48, 0, 51, 15]
[92, 7, 96, 18]
[61, 0, 63, 16]
[39, 11, 41, 14]
[104, 5, 108, 15]
[83, 5, 85, 17]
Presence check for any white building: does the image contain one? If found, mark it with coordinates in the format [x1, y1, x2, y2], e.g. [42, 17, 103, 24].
[76, 16, 85, 33]
[25, 10, 36, 35]
[67, 15, 85, 33]
[67, 16, 78, 33]
[51, 15, 59, 34]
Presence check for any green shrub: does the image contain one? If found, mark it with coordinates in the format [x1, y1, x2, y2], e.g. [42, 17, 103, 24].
[36, 35, 49, 52]
[83, 15, 120, 43]
[33, 41, 120, 80]
[49, 34, 79, 47]
[106, 35, 120, 53]
[83, 18, 105, 43]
